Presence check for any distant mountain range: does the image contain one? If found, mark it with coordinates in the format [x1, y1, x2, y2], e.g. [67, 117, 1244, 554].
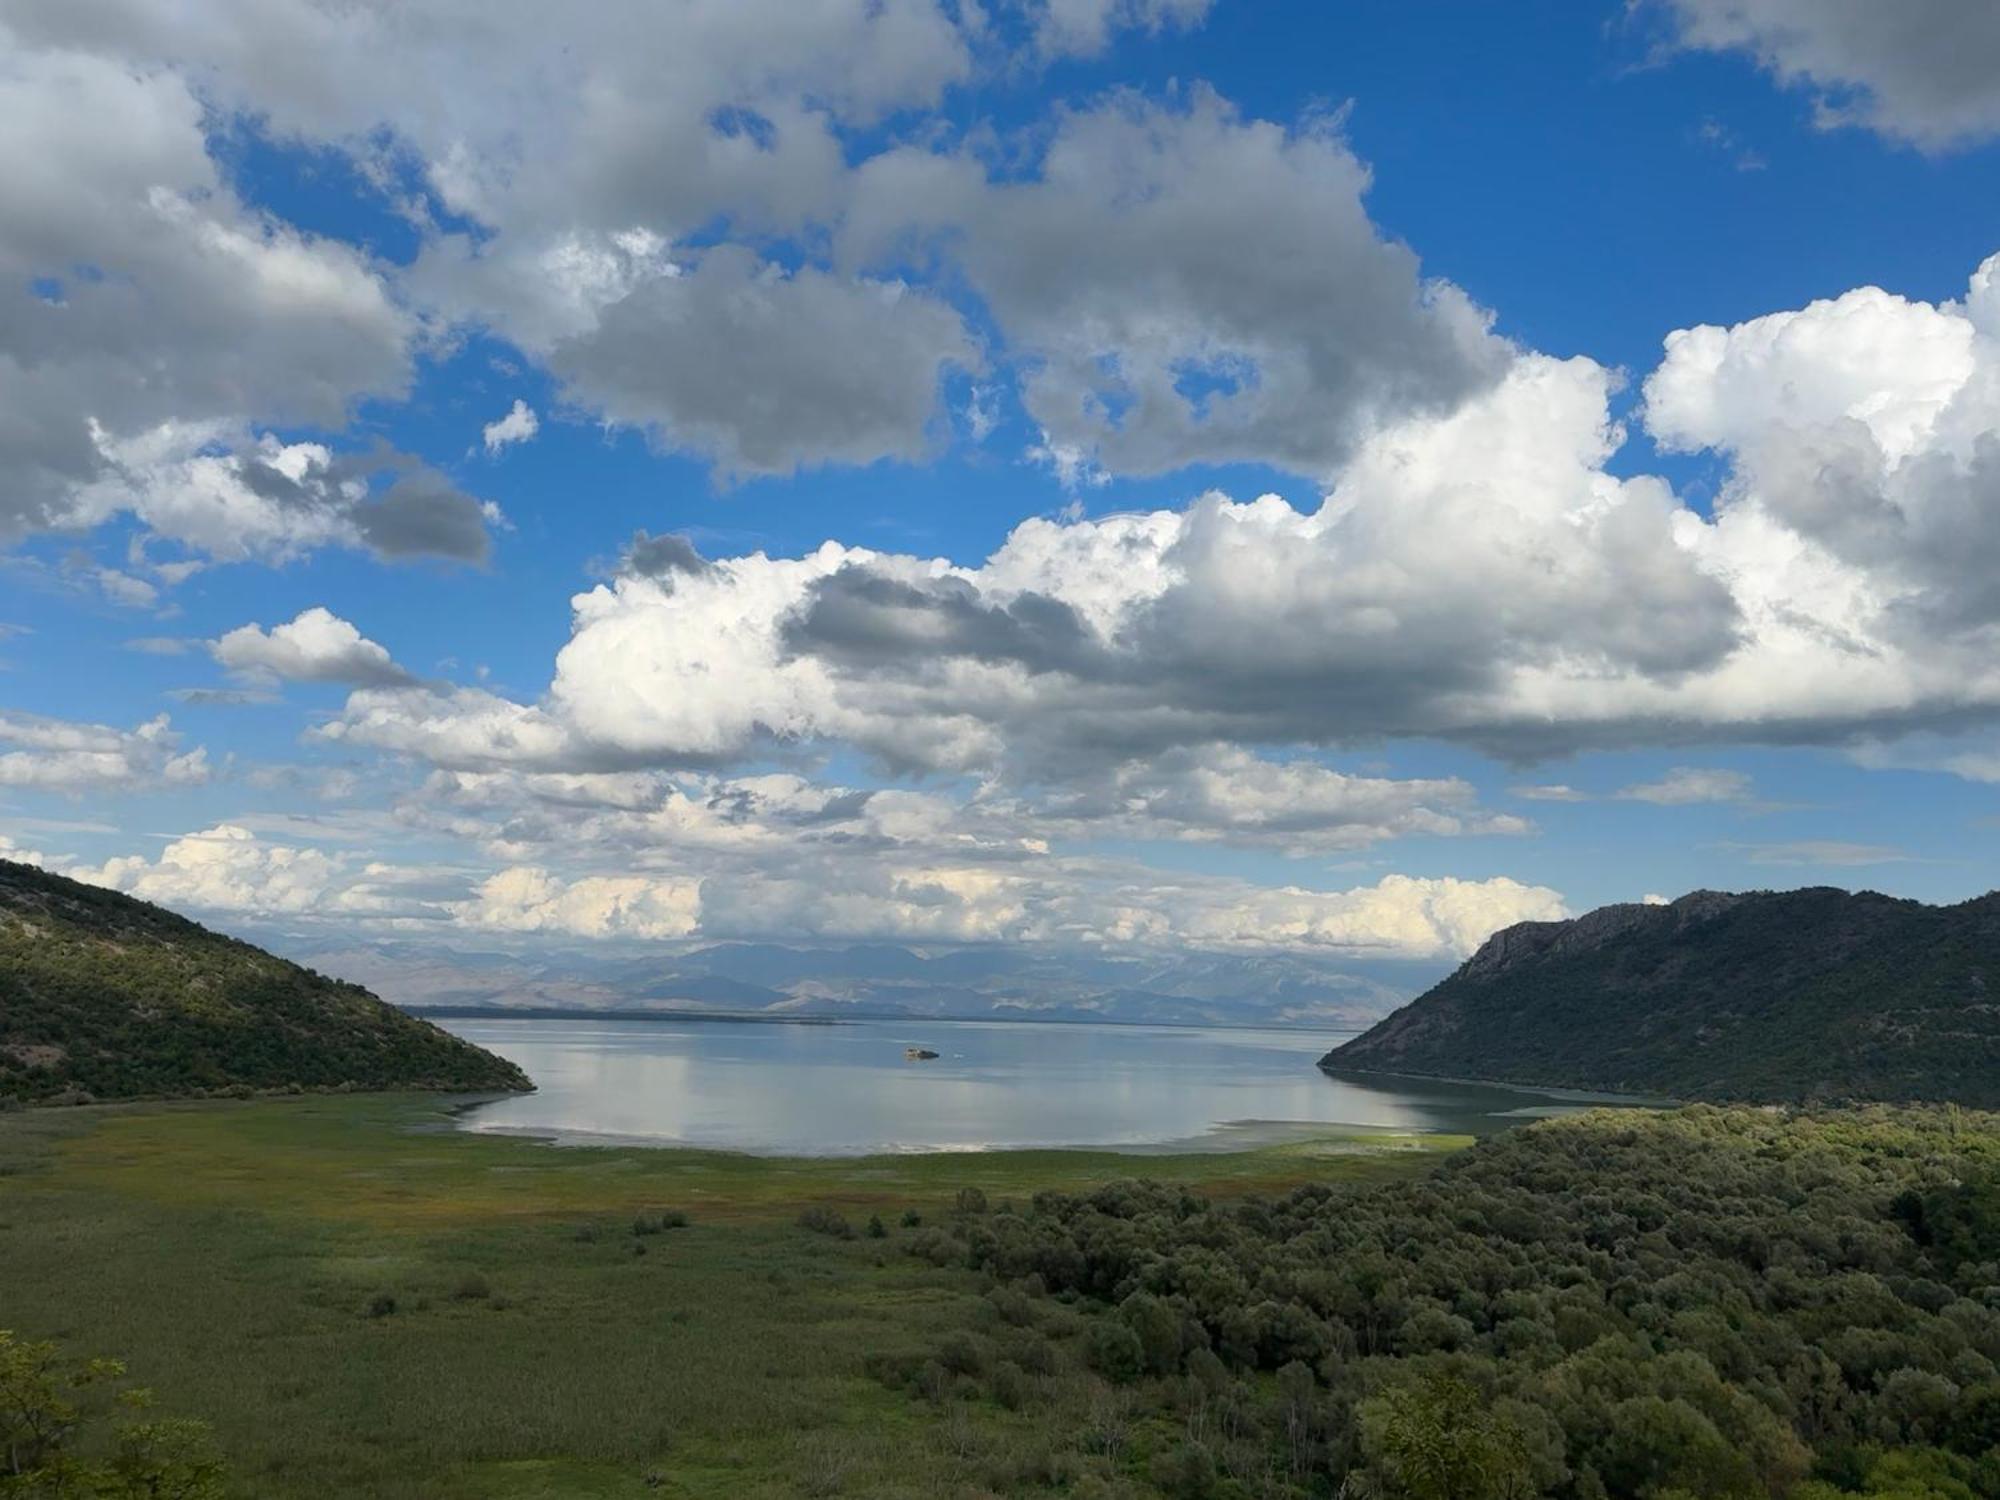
[278, 934, 1451, 1031]
[1321, 888, 2000, 1106]
[0, 860, 529, 1103]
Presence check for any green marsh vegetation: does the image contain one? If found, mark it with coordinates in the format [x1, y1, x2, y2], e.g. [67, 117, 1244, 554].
[0, 1094, 1448, 1498]
[8, 1095, 1999, 1496]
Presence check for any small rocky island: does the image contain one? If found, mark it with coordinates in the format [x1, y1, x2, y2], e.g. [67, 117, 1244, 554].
[904, 1046, 939, 1061]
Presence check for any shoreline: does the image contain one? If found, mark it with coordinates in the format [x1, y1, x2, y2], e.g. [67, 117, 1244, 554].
[1317, 1062, 1681, 1108]
[418, 1004, 1369, 1037]
[437, 1112, 1466, 1159]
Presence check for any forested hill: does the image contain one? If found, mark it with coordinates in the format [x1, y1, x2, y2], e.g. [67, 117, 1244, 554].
[0, 859, 530, 1103]
[1320, 887, 2000, 1105]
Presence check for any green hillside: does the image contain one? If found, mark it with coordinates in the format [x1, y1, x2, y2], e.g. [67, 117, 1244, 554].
[0, 859, 530, 1103]
[1321, 887, 2000, 1105]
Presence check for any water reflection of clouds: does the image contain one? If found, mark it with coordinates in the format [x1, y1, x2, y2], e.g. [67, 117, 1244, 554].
[448, 1019, 1563, 1155]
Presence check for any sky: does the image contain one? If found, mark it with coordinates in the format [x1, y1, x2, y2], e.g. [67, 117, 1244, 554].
[3, 0, 2000, 971]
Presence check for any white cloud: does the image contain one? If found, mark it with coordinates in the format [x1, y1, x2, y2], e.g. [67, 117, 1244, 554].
[0, 34, 415, 545]
[0, 711, 208, 792]
[679, 861, 1563, 957]
[319, 249, 2000, 788]
[212, 607, 412, 687]
[320, 684, 573, 769]
[403, 750, 1523, 875]
[327, 354, 1727, 772]
[481, 400, 540, 455]
[548, 248, 978, 477]
[3, 6, 1507, 494]
[79, 824, 342, 914]
[1646, 265, 2000, 634]
[70, 823, 477, 923]
[71, 431, 499, 567]
[1025, 0, 1214, 59]
[0, 833, 49, 867]
[846, 89, 1506, 480]
[57, 809, 1562, 959]
[1661, 0, 2000, 149]
[1005, 747, 1531, 852]
[1727, 839, 1910, 867]
[452, 866, 702, 941]
[1615, 768, 1754, 805]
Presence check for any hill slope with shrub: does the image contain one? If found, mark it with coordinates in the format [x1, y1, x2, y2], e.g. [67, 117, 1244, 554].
[1320, 887, 2000, 1104]
[0, 859, 529, 1103]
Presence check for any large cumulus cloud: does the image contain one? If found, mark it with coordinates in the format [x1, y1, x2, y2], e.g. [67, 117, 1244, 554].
[326, 251, 2000, 773]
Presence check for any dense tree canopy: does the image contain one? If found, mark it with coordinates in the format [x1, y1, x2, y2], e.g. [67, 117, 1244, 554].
[890, 1107, 2000, 1498]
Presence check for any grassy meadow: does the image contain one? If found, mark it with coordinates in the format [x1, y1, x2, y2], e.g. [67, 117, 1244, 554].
[0, 1094, 1459, 1498]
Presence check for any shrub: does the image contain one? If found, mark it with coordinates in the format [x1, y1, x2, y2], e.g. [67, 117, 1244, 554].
[938, 1331, 985, 1377]
[1085, 1321, 1145, 1384]
[914, 1358, 952, 1404]
[1118, 1291, 1183, 1376]
[955, 1186, 989, 1215]
[865, 1214, 887, 1239]
[450, 1273, 491, 1302]
[904, 1228, 957, 1266]
[632, 1209, 691, 1236]
[989, 1360, 1032, 1411]
[1152, 1440, 1218, 1500]
[796, 1206, 854, 1240]
[366, 1293, 397, 1319]
[987, 1286, 1037, 1327]
[1004, 1330, 1060, 1376]
[900, 1208, 923, 1228]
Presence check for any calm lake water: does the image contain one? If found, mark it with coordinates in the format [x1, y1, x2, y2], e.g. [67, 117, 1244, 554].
[442, 1016, 1608, 1156]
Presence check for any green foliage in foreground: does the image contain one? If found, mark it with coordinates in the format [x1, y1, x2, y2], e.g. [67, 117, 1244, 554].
[887, 1106, 2000, 1497]
[1325, 887, 2000, 1105]
[13, 1096, 2000, 1496]
[1, 1330, 224, 1497]
[0, 859, 527, 1102]
[0, 1094, 1427, 1498]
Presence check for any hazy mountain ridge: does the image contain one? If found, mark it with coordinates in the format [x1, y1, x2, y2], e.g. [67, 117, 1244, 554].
[1322, 886, 2000, 1105]
[285, 935, 1447, 1030]
[0, 860, 530, 1102]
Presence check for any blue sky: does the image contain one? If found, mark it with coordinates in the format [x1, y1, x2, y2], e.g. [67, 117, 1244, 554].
[4, 0, 2000, 967]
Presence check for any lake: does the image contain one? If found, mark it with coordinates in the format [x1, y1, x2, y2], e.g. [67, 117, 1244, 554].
[441, 1015, 1615, 1155]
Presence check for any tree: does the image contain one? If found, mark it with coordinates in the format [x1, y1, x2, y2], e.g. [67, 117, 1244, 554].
[0, 1331, 224, 1499]
[1358, 1374, 1534, 1500]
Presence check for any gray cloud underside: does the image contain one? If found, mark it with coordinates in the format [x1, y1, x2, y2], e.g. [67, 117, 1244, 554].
[2, 0, 1499, 554]
[315, 251, 2000, 774]
[1663, 0, 2000, 149]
